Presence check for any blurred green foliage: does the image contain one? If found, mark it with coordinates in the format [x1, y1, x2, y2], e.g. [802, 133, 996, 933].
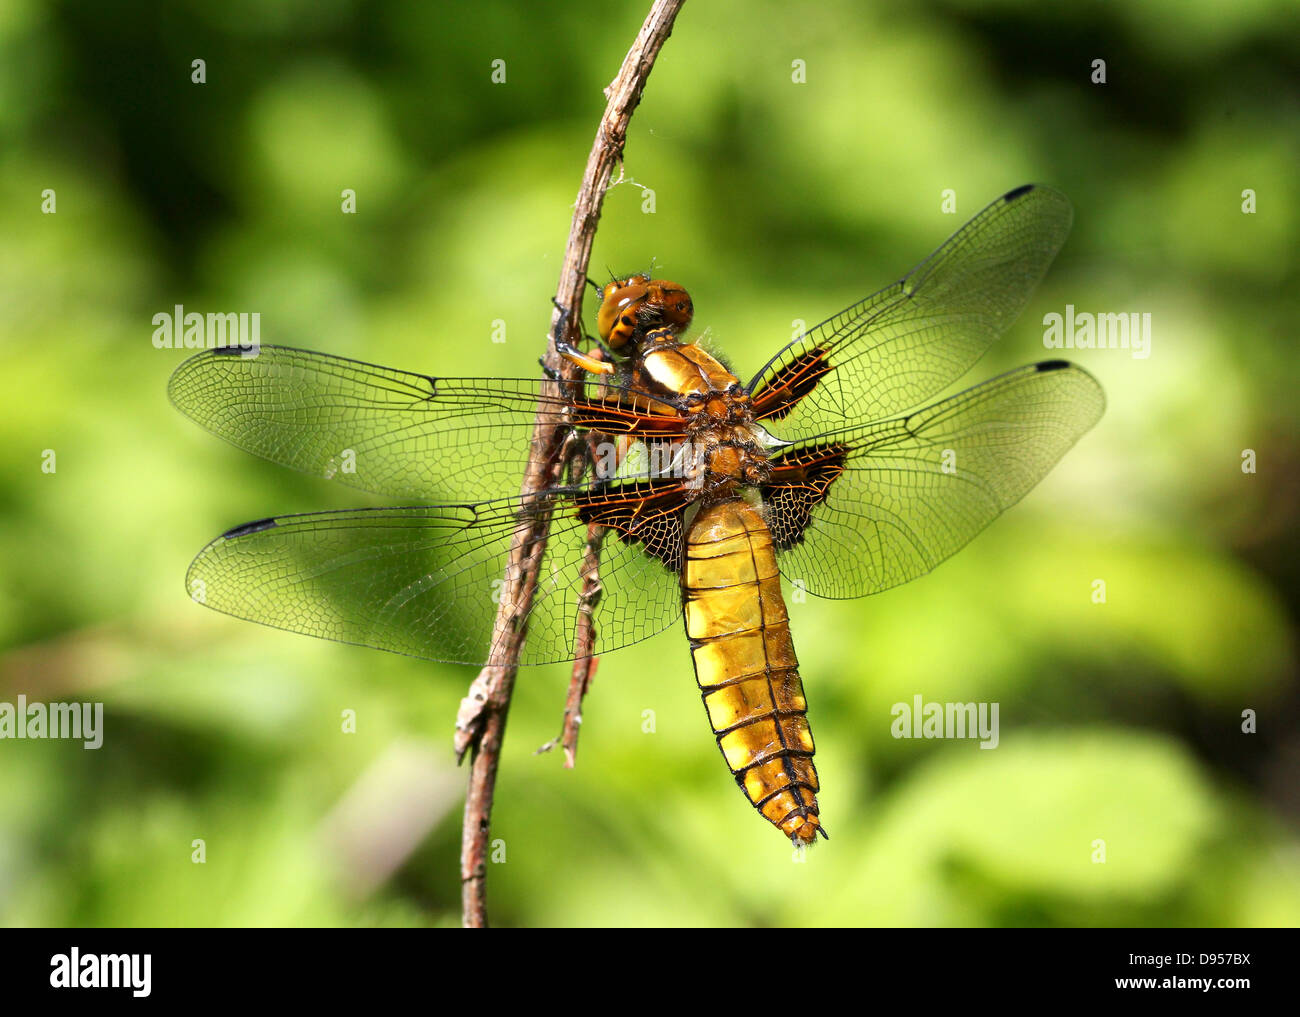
[1, 0, 1298, 927]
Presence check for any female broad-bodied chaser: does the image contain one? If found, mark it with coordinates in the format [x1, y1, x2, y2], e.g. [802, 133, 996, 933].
[169, 184, 1104, 845]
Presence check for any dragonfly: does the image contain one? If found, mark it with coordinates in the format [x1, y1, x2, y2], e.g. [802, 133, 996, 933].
[169, 184, 1104, 845]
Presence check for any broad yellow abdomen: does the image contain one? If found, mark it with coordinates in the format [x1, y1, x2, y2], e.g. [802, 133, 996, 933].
[682, 498, 824, 844]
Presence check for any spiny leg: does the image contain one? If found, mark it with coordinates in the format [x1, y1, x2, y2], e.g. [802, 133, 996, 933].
[551, 295, 615, 376]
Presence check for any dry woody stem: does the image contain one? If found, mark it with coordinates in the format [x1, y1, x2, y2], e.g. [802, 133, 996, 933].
[456, 0, 687, 930]
[536, 518, 605, 766]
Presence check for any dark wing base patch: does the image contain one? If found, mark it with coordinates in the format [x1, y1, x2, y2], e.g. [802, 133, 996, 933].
[761, 443, 849, 550]
[749, 347, 834, 422]
[573, 481, 688, 571]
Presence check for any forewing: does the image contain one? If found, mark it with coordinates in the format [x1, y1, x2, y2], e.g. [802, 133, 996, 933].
[762, 361, 1104, 599]
[748, 185, 1073, 439]
[168, 345, 685, 503]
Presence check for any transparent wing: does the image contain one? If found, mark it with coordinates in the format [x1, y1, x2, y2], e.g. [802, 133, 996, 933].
[168, 345, 686, 503]
[185, 486, 688, 666]
[762, 360, 1104, 599]
[748, 184, 1073, 440]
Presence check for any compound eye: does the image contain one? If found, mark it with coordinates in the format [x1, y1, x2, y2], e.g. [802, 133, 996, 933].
[597, 279, 650, 345]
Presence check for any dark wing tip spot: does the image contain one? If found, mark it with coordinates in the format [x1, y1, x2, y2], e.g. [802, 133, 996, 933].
[1003, 183, 1036, 202]
[221, 517, 278, 539]
[211, 345, 251, 357]
[1036, 359, 1071, 372]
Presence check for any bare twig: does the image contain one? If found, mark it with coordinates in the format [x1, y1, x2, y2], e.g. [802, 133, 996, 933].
[536, 520, 605, 766]
[457, 0, 687, 930]
[562, 524, 605, 766]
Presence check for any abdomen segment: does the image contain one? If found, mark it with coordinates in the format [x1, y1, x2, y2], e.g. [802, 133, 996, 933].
[682, 498, 825, 844]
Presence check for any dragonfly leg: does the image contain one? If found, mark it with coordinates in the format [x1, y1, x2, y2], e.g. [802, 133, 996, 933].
[557, 341, 614, 376]
[551, 299, 614, 375]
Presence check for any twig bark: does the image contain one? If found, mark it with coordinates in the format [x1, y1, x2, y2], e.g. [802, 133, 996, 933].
[536, 519, 605, 766]
[456, 0, 686, 930]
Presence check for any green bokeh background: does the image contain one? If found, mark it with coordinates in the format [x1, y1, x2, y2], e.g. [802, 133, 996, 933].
[2, 0, 1298, 927]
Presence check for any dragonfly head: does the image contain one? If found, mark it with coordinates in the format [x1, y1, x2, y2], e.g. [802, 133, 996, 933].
[596, 273, 694, 353]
